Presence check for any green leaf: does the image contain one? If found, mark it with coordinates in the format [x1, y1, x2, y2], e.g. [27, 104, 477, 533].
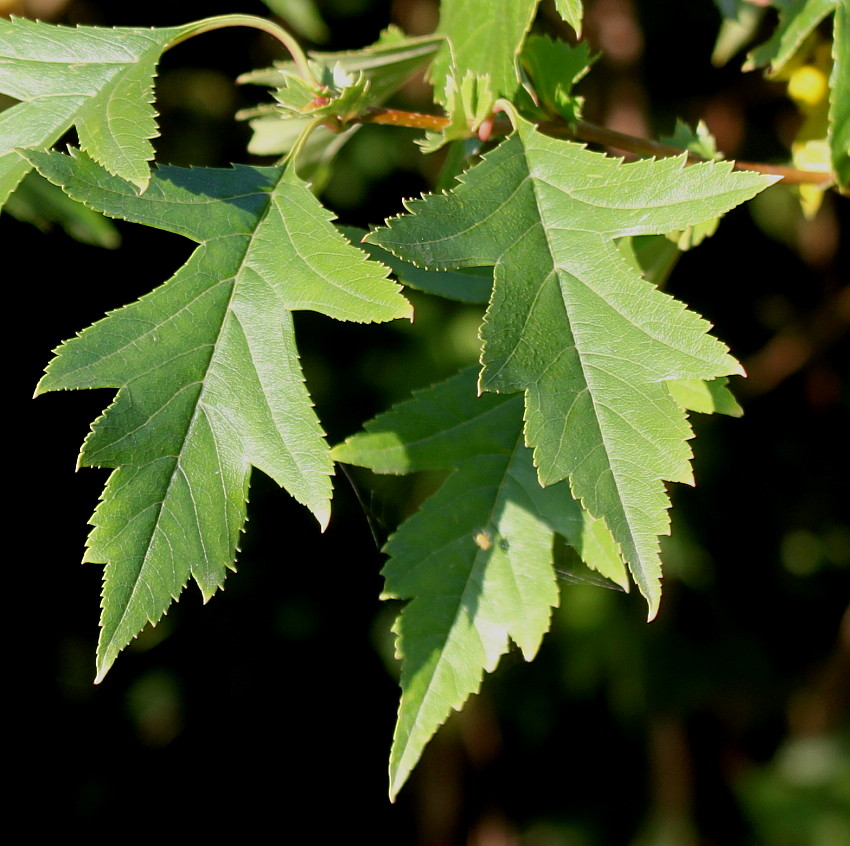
[745, 0, 837, 74]
[333, 367, 625, 798]
[520, 36, 593, 124]
[667, 377, 744, 417]
[342, 226, 492, 304]
[553, 0, 584, 37]
[830, 0, 850, 187]
[430, 0, 539, 102]
[659, 121, 723, 249]
[711, 1, 767, 67]
[242, 27, 443, 103]
[239, 28, 443, 126]
[29, 148, 410, 681]
[419, 70, 495, 154]
[616, 234, 681, 289]
[4, 170, 120, 248]
[260, 0, 330, 44]
[367, 117, 776, 617]
[0, 17, 191, 204]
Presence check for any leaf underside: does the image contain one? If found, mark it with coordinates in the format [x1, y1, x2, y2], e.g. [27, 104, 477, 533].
[367, 118, 776, 618]
[30, 148, 409, 681]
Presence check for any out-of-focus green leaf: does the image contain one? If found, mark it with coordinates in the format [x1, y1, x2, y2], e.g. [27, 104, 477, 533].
[333, 367, 625, 799]
[667, 378, 744, 417]
[4, 170, 119, 248]
[260, 0, 330, 44]
[745, 0, 837, 74]
[830, 1, 850, 187]
[712, 1, 767, 66]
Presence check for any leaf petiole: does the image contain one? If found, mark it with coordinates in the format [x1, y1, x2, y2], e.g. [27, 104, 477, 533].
[166, 14, 318, 86]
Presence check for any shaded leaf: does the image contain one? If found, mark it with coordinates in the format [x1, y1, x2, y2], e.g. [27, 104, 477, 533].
[342, 226, 492, 304]
[745, 0, 837, 74]
[4, 170, 119, 247]
[333, 367, 625, 798]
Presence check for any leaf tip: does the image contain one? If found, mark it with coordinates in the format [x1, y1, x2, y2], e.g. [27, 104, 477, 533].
[94, 654, 114, 685]
[646, 595, 660, 622]
[316, 504, 331, 532]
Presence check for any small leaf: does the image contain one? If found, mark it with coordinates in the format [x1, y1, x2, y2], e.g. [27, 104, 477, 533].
[430, 0, 539, 103]
[553, 0, 584, 38]
[667, 377, 744, 417]
[521, 36, 593, 124]
[29, 148, 410, 681]
[419, 70, 495, 154]
[239, 28, 444, 127]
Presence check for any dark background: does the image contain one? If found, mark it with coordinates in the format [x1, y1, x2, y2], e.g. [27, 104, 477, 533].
[10, 0, 848, 842]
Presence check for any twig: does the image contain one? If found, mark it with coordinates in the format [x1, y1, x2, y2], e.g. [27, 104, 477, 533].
[357, 108, 835, 185]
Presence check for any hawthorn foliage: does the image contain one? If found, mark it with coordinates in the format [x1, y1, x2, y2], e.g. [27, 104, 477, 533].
[5, 0, 846, 798]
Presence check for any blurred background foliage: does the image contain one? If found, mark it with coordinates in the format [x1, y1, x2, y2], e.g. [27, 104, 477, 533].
[8, 0, 848, 842]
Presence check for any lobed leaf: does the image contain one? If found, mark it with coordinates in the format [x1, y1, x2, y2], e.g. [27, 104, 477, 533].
[367, 117, 776, 617]
[30, 148, 410, 681]
[0, 17, 192, 204]
[333, 367, 624, 798]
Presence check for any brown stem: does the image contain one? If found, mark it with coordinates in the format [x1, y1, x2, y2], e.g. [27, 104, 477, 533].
[362, 107, 451, 132]
[357, 108, 834, 185]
